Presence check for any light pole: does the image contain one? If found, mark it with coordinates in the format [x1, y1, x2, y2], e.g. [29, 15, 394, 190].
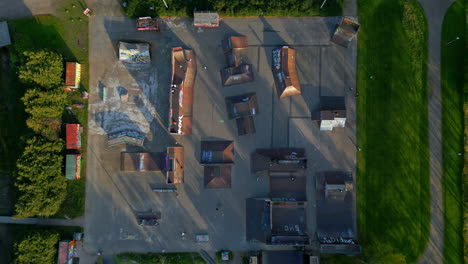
[445, 36, 460, 46]
[320, 0, 328, 9]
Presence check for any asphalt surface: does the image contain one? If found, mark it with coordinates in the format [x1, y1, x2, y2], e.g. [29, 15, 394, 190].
[0, 0, 61, 19]
[343, 0, 357, 16]
[0, 0, 455, 261]
[0, 0, 358, 259]
[416, 0, 455, 263]
[84, 8, 357, 255]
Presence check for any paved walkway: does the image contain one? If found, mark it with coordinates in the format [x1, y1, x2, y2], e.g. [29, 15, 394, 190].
[85, 0, 124, 17]
[0, 0, 61, 19]
[0, 216, 84, 227]
[416, 0, 454, 263]
[343, 0, 357, 16]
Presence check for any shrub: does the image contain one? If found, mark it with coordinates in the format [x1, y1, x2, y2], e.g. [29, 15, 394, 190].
[18, 50, 63, 89]
[14, 137, 67, 218]
[14, 231, 59, 264]
[22, 89, 67, 140]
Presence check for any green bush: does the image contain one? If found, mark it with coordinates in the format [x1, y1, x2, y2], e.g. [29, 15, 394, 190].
[22, 89, 67, 140]
[14, 137, 67, 218]
[18, 51, 63, 89]
[13, 231, 59, 264]
[321, 243, 406, 264]
[115, 252, 205, 264]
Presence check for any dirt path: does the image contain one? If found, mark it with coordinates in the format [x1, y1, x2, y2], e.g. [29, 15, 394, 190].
[416, 0, 454, 263]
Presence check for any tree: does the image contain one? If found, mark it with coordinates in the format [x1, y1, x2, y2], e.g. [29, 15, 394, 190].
[22, 89, 66, 140]
[18, 50, 63, 89]
[321, 255, 364, 264]
[14, 231, 59, 264]
[14, 137, 67, 218]
[364, 243, 406, 264]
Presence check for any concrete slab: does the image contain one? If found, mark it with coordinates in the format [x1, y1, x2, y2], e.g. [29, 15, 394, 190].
[85, 15, 357, 254]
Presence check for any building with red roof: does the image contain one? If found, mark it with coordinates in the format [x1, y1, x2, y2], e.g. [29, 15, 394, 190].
[66, 124, 81, 150]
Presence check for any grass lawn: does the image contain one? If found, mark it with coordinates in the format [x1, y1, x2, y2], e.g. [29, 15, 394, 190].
[6, 0, 89, 218]
[115, 253, 205, 264]
[440, 1, 466, 263]
[11, 224, 83, 242]
[122, 0, 342, 17]
[356, 0, 429, 262]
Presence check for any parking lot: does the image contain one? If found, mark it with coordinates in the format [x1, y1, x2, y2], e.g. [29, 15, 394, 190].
[84, 15, 357, 254]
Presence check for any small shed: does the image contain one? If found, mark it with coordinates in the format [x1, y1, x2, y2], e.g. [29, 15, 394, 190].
[221, 36, 248, 52]
[200, 141, 234, 165]
[204, 165, 232, 188]
[312, 96, 347, 131]
[193, 11, 220, 27]
[136, 17, 159, 31]
[0, 21, 11, 47]
[221, 64, 254, 86]
[331, 17, 360, 48]
[65, 62, 81, 90]
[246, 198, 309, 245]
[66, 124, 81, 150]
[316, 171, 360, 254]
[65, 154, 81, 180]
[201, 141, 234, 189]
[119, 41, 151, 64]
[272, 46, 301, 98]
[222, 36, 248, 67]
[58, 241, 69, 264]
[58, 241, 76, 264]
[225, 93, 258, 136]
[225, 93, 258, 119]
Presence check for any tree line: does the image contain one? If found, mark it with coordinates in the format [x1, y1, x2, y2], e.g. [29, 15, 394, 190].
[13, 231, 59, 264]
[14, 50, 68, 218]
[123, 0, 343, 18]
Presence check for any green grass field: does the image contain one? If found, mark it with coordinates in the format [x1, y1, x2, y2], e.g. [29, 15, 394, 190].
[441, 1, 465, 263]
[5, 0, 89, 218]
[115, 253, 205, 264]
[356, 0, 429, 262]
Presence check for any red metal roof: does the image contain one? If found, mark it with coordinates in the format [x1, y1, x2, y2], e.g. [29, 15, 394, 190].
[204, 165, 232, 188]
[169, 48, 197, 135]
[66, 124, 81, 149]
[65, 62, 76, 87]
